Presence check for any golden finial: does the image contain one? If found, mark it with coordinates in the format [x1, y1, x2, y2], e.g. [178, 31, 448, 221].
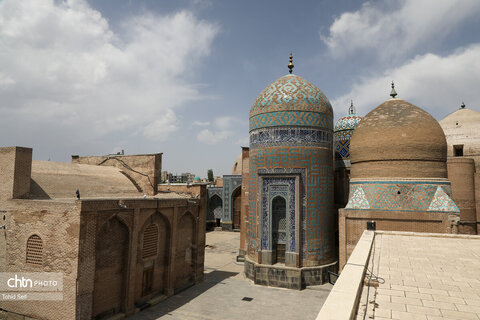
[288, 53, 294, 74]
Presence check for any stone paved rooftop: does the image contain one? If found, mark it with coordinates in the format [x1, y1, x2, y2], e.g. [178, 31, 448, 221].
[130, 231, 332, 320]
[356, 232, 480, 320]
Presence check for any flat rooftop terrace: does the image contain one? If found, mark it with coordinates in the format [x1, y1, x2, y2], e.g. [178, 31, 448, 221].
[318, 231, 480, 320]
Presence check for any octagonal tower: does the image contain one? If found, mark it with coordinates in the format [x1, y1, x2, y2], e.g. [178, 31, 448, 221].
[245, 56, 336, 289]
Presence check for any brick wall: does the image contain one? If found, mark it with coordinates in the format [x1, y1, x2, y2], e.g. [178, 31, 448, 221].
[0, 147, 32, 200]
[239, 147, 249, 256]
[448, 157, 477, 234]
[0, 199, 81, 320]
[1, 190, 205, 320]
[77, 198, 205, 318]
[92, 217, 129, 318]
[73, 153, 162, 195]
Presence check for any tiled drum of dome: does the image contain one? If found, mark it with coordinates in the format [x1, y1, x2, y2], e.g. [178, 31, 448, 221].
[248, 74, 335, 264]
[334, 115, 362, 160]
[346, 181, 459, 212]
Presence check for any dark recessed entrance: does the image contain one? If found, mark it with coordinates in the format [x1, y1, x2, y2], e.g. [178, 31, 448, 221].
[272, 196, 287, 264]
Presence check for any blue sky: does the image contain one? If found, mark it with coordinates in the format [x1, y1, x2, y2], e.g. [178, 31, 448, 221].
[1, 0, 479, 176]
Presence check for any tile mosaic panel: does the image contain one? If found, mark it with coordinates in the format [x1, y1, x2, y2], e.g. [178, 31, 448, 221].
[206, 187, 223, 221]
[428, 186, 460, 212]
[334, 115, 362, 132]
[250, 127, 332, 148]
[335, 139, 350, 159]
[222, 175, 242, 222]
[248, 146, 334, 261]
[249, 111, 332, 131]
[261, 178, 296, 251]
[346, 181, 459, 213]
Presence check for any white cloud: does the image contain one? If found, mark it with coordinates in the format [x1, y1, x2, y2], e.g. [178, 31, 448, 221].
[332, 44, 480, 119]
[0, 0, 219, 143]
[193, 120, 211, 126]
[142, 109, 178, 140]
[196, 129, 231, 144]
[195, 115, 246, 144]
[321, 0, 480, 61]
[214, 116, 247, 130]
[214, 116, 235, 130]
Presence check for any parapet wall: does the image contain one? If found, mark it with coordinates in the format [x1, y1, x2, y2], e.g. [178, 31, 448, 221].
[72, 153, 162, 195]
[338, 208, 459, 271]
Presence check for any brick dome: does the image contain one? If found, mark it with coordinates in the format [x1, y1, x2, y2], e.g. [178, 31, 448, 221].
[349, 98, 447, 179]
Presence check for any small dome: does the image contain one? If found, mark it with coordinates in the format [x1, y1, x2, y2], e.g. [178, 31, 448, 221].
[193, 176, 201, 181]
[249, 74, 332, 121]
[350, 99, 447, 179]
[232, 154, 242, 175]
[334, 114, 362, 133]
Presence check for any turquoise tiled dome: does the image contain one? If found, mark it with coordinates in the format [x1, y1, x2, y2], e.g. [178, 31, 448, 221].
[249, 74, 333, 132]
[334, 102, 362, 160]
[334, 114, 362, 132]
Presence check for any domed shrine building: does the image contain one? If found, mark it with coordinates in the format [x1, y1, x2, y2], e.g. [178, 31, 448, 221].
[339, 88, 460, 269]
[334, 101, 362, 162]
[334, 101, 362, 208]
[245, 58, 336, 289]
[440, 103, 480, 234]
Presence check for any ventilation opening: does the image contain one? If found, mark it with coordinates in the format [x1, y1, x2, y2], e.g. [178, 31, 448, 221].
[26, 235, 43, 266]
[242, 297, 253, 301]
[454, 145, 464, 157]
[142, 224, 158, 259]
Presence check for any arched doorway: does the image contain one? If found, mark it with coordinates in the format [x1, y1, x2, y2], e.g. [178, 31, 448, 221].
[174, 213, 195, 292]
[232, 186, 241, 230]
[272, 196, 287, 264]
[93, 218, 128, 319]
[209, 195, 223, 227]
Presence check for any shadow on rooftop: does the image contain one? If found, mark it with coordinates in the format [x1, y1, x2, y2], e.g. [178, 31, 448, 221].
[129, 270, 239, 319]
[29, 179, 51, 199]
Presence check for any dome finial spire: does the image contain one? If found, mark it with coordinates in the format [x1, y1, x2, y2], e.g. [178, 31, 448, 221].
[461, 101, 466, 109]
[288, 53, 294, 74]
[349, 100, 355, 115]
[390, 81, 397, 98]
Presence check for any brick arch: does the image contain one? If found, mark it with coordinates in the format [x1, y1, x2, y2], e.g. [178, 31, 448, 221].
[174, 212, 196, 291]
[93, 217, 129, 318]
[135, 212, 170, 301]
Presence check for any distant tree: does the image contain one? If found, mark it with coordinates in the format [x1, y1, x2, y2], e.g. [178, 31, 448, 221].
[207, 169, 214, 182]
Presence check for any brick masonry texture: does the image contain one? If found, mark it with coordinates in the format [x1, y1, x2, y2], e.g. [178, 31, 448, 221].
[0, 147, 206, 320]
[73, 153, 162, 196]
